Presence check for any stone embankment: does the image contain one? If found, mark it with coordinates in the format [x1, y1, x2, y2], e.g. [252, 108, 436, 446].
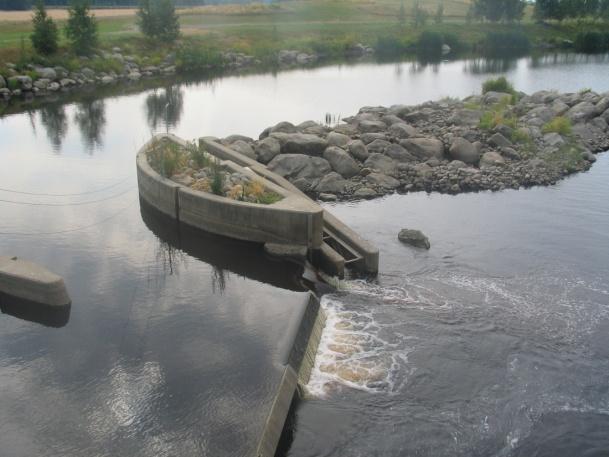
[0, 43, 374, 104]
[214, 90, 609, 201]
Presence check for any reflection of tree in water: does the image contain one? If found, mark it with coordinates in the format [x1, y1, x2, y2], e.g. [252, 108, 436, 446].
[39, 103, 68, 151]
[74, 98, 106, 153]
[145, 85, 184, 132]
[211, 266, 228, 295]
[465, 57, 518, 74]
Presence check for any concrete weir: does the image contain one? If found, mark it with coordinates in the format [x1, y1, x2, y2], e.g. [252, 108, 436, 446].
[137, 133, 379, 278]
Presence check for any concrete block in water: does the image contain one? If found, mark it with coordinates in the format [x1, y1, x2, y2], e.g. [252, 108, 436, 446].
[0, 256, 70, 307]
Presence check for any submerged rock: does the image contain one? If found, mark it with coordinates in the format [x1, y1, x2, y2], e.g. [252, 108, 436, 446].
[398, 229, 430, 249]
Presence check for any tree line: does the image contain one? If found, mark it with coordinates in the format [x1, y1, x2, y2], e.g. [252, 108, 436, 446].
[534, 0, 609, 20]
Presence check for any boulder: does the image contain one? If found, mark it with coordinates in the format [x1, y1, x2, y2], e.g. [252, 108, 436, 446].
[348, 140, 369, 161]
[323, 146, 360, 178]
[488, 132, 513, 148]
[319, 193, 338, 202]
[367, 139, 391, 154]
[543, 132, 565, 147]
[8, 75, 32, 91]
[448, 137, 479, 165]
[315, 172, 349, 193]
[358, 120, 387, 133]
[381, 114, 404, 126]
[550, 99, 570, 116]
[326, 131, 351, 148]
[601, 108, 609, 124]
[297, 120, 318, 130]
[582, 150, 596, 162]
[479, 151, 506, 168]
[255, 137, 281, 164]
[398, 229, 430, 249]
[493, 124, 514, 139]
[366, 172, 400, 189]
[500, 147, 520, 160]
[400, 138, 444, 160]
[271, 121, 298, 134]
[81, 67, 95, 79]
[526, 106, 555, 123]
[566, 102, 598, 123]
[385, 143, 416, 162]
[224, 134, 253, 144]
[363, 153, 398, 177]
[48, 82, 60, 91]
[482, 91, 512, 105]
[361, 133, 388, 144]
[271, 133, 328, 156]
[596, 96, 609, 114]
[267, 154, 331, 180]
[229, 140, 256, 159]
[33, 78, 50, 90]
[388, 122, 417, 139]
[101, 76, 115, 84]
[413, 163, 433, 177]
[448, 109, 482, 126]
[127, 71, 141, 81]
[333, 123, 358, 136]
[37, 67, 56, 80]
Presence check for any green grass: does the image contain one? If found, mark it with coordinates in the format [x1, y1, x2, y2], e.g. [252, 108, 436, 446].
[542, 116, 572, 135]
[482, 76, 515, 95]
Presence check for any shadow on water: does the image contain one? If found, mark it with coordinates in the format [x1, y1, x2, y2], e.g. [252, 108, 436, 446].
[0, 293, 71, 328]
[74, 98, 106, 153]
[139, 198, 307, 292]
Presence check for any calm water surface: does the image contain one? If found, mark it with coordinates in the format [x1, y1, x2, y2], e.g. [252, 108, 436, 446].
[1, 52, 608, 457]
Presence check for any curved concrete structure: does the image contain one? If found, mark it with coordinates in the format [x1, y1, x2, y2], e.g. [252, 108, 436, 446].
[137, 134, 324, 248]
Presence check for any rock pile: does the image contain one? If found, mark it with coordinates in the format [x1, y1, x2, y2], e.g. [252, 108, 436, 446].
[216, 89, 609, 201]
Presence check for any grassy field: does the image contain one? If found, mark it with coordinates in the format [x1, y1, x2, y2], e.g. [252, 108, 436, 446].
[0, 0, 606, 71]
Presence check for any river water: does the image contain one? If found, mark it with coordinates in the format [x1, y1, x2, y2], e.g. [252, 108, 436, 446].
[1, 52, 608, 456]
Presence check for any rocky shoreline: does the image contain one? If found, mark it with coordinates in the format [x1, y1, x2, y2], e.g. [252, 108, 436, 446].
[212, 89, 609, 201]
[0, 44, 374, 105]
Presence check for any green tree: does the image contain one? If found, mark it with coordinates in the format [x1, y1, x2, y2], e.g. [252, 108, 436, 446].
[137, 0, 180, 42]
[398, 0, 405, 26]
[504, 0, 526, 21]
[412, 1, 428, 27]
[31, 0, 59, 55]
[65, 0, 98, 55]
[601, 0, 609, 18]
[435, 1, 444, 23]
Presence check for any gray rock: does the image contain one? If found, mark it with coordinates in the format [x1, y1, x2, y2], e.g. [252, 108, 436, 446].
[596, 96, 609, 114]
[493, 124, 514, 139]
[582, 150, 596, 162]
[0, 75, 5, 89]
[353, 187, 377, 199]
[381, 114, 404, 126]
[230, 140, 256, 159]
[348, 140, 369, 161]
[358, 120, 387, 133]
[364, 153, 398, 177]
[128, 71, 141, 81]
[59, 78, 75, 88]
[333, 123, 358, 136]
[500, 147, 520, 160]
[448, 109, 482, 126]
[366, 172, 400, 189]
[398, 229, 430, 249]
[271, 121, 298, 134]
[33, 78, 50, 90]
[224, 134, 253, 144]
[601, 108, 609, 124]
[315, 172, 348, 193]
[385, 143, 416, 162]
[255, 137, 281, 164]
[590, 117, 608, 132]
[551, 99, 570, 116]
[388, 122, 417, 139]
[400, 138, 444, 160]
[448, 160, 468, 169]
[101, 75, 115, 84]
[482, 91, 512, 105]
[479, 151, 506, 168]
[526, 106, 555, 123]
[323, 146, 360, 178]
[47, 82, 60, 91]
[8, 75, 32, 91]
[267, 154, 331, 180]
[413, 163, 433, 176]
[297, 120, 318, 130]
[488, 132, 513, 148]
[360, 133, 388, 144]
[271, 133, 328, 156]
[448, 137, 479, 165]
[326, 131, 351, 148]
[566, 102, 598, 123]
[367, 139, 391, 154]
[543, 132, 565, 147]
[37, 67, 57, 80]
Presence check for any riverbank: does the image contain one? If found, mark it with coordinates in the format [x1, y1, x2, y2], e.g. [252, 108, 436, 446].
[210, 89, 609, 201]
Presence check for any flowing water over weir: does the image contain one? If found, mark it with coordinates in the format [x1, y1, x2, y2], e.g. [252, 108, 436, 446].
[1, 53, 609, 457]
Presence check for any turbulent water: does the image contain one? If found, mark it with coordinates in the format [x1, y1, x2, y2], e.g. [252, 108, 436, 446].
[1, 52, 609, 457]
[290, 154, 609, 457]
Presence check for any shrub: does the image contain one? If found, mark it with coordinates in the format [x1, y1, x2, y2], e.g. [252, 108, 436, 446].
[482, 76, 515, 95]
[210, 164, 224, 195]
[65, 0, 98, 55]
[190, 144, 210, 169]
[542, 116, 572, 135]
[412, 1, 428, 27]
[375, 35, 410, 57]
[31, 0, 59, 56]
[137, 0, 180, 43]
[147, 139, 187, 177]
[176, 43, 224, 72]
[574, 31, 609, 53]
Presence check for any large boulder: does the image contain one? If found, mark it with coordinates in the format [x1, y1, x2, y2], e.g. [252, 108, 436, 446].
[358, 119, 387, 133]
[385, 143, 416, 162]
[361, 133, 388, 144]
[229, 140, 256, 159]
[448, 109, 482, 126]
[326, 131, 351, 148]
[400, 138, 444, 160]
[448, 137, 480, 165]
[388, 122, 417, 139]
[348, 140, 369, 161]
[367, 139, 391, 154]
[366, 172, 400, 189]
[398, 229, 430, 249]
[479, 151, 506, 168]
[566, 102, 598, 123]
[224, 134, 254, 144]
[267, 154, 331, 180]
[37, 67, 57, 80]
[8, 75, 32, 91]
[271, 132, 328, 156]
[255, 137, 281, 164]
[488, 132, 513, 148]
[482, 91, 512, 105]
[315, 172, 349, 193]
[364, 153, 398, 177]
[323, 146, 360, 178]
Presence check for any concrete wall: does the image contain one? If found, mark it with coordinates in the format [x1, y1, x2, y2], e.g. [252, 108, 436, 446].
[137, 134, 324, 248]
